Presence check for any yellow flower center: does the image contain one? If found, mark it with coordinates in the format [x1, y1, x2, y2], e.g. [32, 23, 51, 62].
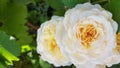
[49, 39, 59, 52]
[114, 33, 120, 53]
[76, 24, 98, 48]
[48, 38, 64, 59]
[43, 25, 64, 59]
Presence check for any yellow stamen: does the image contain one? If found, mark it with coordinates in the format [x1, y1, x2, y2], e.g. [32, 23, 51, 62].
[43, 25, 64, 59]
[76, 24, 98, 48]
[114, 33, 120, 53]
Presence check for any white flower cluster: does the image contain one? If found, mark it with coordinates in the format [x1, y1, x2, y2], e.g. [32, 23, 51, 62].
[37, 2, 120, 68]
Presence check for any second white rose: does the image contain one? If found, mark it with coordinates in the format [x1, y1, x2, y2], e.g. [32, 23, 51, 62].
[56, 3, 118, 68]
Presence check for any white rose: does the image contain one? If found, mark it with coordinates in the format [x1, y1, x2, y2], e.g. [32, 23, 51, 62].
[75, 63, 106, 68]
[56, 3, 118, 68]
[37, 16, 71, 67]
[103, 33, 120, 67]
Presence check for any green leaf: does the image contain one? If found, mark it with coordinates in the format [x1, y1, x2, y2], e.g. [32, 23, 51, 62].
[0, 31, 19, 66]
[0, 0, 8, 20]
[44, 0, 66, 16]
[62, 0, 89, 8]
[108, 63, 120, 68]
[21, 45, 32, 53]
[0, 45, 19, 65]
[0, 54, 6, 67]
[45, 0, 64, 10]
[39, 59, 51, 68]
[53, 9, 65, 16]
[0, 2, 32, 45]
[103, 0, 120, 32]
[0, 63, 5, 68]
[72, 65, 76, 68]
[91, 0, 109, 5]
[0, 31, 20, 56]
[12, 0, 35, 5]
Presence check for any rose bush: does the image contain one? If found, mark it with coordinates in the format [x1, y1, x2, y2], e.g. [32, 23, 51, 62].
[37, 16, 71, 67]
[56, 3, 118, 68]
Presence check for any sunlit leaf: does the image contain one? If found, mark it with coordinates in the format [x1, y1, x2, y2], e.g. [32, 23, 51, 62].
[0, 45, 19, 65]
[21, 45, 32, 53]
[0, 31, 19, 66]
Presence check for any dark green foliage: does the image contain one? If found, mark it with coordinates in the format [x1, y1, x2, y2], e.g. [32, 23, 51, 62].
[27, 0, 50, 24]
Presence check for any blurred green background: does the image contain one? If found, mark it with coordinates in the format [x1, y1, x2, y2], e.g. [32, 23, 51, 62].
[0, 0, 120, 68]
